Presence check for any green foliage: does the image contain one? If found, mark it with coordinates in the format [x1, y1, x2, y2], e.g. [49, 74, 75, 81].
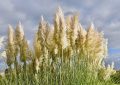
[0, 61, 116, 85]
[111, 71, 120, 84]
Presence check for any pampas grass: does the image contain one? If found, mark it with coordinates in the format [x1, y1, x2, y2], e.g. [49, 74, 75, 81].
[0, 7, 118, 85]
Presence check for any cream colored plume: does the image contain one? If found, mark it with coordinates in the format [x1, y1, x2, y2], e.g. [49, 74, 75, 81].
[34, 32, 41, 59]
[86, 23, 96, 46]
[20, 37, 29, 62]
[54, 7, 68, 49]
[38, 16, 47, 40]
[35, 58, 40, 73]
[59, 10, 68, 49]
[103, 38, 108, 57]
[46, 25, 55, 51]
[66, 15, 72, 47]
[53, 7, 60, 45]
[99, 62, 116, 81]
[56, 6, 64, 21]
[78, 24, 87, 44]
[8, 25, 14, 44]
[75, 23, 87, 57]
[85, 23, 100, 62]
[79, 24, 87, 37]
[6, 25, 16, 66]
[70, 15, 79, 47]
[15, 22, 24, 43]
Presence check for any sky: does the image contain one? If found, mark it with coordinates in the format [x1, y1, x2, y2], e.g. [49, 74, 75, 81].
[0, 0, 120, 69]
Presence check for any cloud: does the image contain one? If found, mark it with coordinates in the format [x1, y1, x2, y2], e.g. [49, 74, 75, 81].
[0, 0, 59, 38]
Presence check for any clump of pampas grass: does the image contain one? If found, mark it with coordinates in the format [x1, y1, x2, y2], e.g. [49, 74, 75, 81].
[4, 7, 116, 84]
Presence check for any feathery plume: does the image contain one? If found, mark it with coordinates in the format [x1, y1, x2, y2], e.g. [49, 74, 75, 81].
[20, 37, 29, 62]
[98, 62, 116, 81]
[70, 15, 79, 48]
[66, 15, 72, 47]
[34, 32, 41, 59]
[6, 25, 15, 66]
[33, 58, 40, 73]
[53, 9, 60, 45]
[84, 23, 108, 70]
[57, 7, 68, 49]
[77, 24, 87, 46]
[46, 25, 55, 52]
[8, 25, 14, 44]
[15, 22, 24, 45]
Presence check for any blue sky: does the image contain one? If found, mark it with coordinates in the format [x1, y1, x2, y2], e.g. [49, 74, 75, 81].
[0, 0, 120, 68]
